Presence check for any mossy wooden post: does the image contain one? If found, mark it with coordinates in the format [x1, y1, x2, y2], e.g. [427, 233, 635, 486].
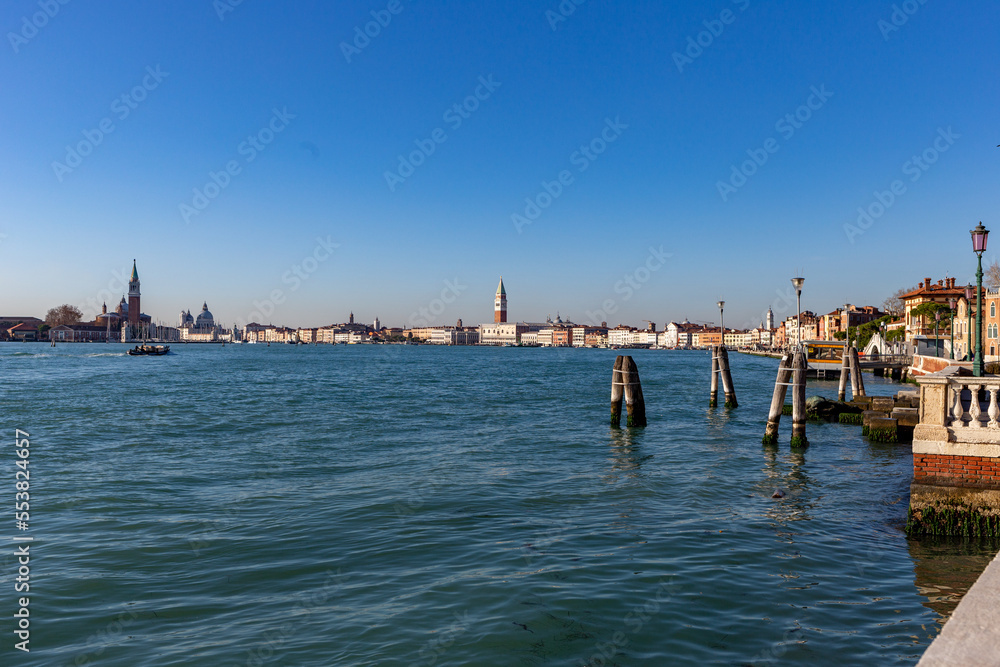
[848, 347, 861, 398]
[850, 347, 866, 397]
[621, 356, 647, 427]
[610, 355, 625, 426]
[719, 346, 738, 408]
[762, 352, 793, 445]
[838, 344, 850, 402]
[791, 349, 808, 448]
[709, 346, 719, 408]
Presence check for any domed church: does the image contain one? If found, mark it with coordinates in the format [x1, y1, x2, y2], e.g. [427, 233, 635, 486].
[179, 302, 220, 340]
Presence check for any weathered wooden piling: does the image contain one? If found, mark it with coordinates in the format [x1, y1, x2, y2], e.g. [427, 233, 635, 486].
[709, 346, 719, 408]
[791, 349, 808, 448]
[850, 347, 866, 397]
[838, 345, 850, 402]
[621, 356, 647, 427]
[762, 352, 793, 445]
[718, 346, 738, 408]
[610, 355, 624, 427]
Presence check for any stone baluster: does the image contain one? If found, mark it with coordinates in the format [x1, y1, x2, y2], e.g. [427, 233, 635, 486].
[952, 384, 966, 427]
[989, 387, 1000, 429]
[970, 384, 983, 428]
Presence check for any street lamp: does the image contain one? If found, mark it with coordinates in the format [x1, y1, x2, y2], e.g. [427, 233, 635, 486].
[949, 297, 956, 360]
[935, 310, 941, 358]
[791, 277, 804, 350]
[967, 283, 974, 362]
[843, 304, 851, 350]
[972, 223, 990, 376]
[717, 301, 725, 348]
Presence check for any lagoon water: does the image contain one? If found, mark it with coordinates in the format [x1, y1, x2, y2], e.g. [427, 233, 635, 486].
[2, 343, 997, 666]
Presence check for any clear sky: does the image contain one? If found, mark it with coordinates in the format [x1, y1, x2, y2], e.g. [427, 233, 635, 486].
[2, 0, 998, 330]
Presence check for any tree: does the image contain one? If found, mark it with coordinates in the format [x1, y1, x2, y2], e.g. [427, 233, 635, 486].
[910, 302, 951, 320]
[854, 315, 893, 350]
[45, 304, 83, 327]
[986, 259, 1000, 291]
[881, 286, 913, 319]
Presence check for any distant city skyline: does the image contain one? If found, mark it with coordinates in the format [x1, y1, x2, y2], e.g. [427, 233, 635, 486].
[2, 2, 998, 328]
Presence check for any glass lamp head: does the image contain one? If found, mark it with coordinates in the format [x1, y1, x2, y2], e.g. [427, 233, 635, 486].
[972, 222, 989, 255]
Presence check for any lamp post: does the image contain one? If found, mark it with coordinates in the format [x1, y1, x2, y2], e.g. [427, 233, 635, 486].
[967, 284, 974, 362]
[717, 301, 725, 348]
[949, 297, 956, 360]
[791, 277, 804, 351]
[843, 304, 851, 350]
[972, 223, 990, 376]
[935, 310, 941, 358]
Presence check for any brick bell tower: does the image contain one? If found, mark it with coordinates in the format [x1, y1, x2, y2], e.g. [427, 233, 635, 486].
[494, 277, 507, 323]
[128, 259, 141, 325]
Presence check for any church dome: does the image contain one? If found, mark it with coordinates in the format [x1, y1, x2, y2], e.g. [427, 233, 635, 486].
[195, 302, 214, 328]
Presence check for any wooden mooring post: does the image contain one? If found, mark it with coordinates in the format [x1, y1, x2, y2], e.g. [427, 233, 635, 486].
[762, 352, 793, 445]
[611, 355, 646, 427]
[610, 355, 624, 427]
[791, 348, 808, 448]
[621, 356, 647, 427]
[850, 347, 866, 397]
[838, 344, 850, 402]
[709, 346, 719, 408]
[718, 346, 738, 408]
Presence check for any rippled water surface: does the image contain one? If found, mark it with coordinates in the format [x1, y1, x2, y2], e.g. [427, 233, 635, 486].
[2, 343, 997, 666]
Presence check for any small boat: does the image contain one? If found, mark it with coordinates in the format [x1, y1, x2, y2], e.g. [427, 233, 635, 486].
[127, 344, 170, 356]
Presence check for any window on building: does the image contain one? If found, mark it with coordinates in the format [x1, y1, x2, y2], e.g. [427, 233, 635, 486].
[993, 303, 997, 318]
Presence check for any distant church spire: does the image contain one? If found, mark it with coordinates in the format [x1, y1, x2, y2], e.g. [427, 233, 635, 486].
[495, 277, 507, 323]
[128, 260, 141, 325]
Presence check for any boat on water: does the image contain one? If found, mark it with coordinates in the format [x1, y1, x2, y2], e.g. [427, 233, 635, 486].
[804, 340, 845, 377]
[127, 344, 170, 356]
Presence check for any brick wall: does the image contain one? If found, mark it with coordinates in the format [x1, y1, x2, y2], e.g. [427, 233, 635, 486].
[914, 453, 1000, 489]
[910, 354, 955, 377]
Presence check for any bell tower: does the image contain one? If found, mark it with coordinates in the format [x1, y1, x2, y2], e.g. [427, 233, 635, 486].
[494, 277, 507, 323]
[128, 259, 141, 325]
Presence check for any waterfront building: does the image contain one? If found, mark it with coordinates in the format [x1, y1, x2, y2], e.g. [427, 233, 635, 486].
[980, 288, 1000, 362]
[178, 302, 228, 341]
[664, 320, 698, 348]
[781, 311, 818, 348]
[572, 325, 608, 347]
[405, 327, 438, 341]
[429, 328, 479, 345]
[49, 323, 113, 342]
[693, 327, 722, 349]
[537, 314, 575, 346]
[901, 278, 965, 343]
[7, 322, 41, 341]
[724, 330, 751, 348]
[479, 322, 529, 345]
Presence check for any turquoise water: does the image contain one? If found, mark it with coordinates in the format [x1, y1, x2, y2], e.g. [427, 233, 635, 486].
[1, 343, 996, 666]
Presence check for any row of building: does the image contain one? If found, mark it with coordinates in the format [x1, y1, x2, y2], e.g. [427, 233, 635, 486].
[5, 271, 993, 358]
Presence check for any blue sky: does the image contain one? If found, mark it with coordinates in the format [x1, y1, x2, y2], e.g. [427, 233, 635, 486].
[2, 0, 998, 330]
